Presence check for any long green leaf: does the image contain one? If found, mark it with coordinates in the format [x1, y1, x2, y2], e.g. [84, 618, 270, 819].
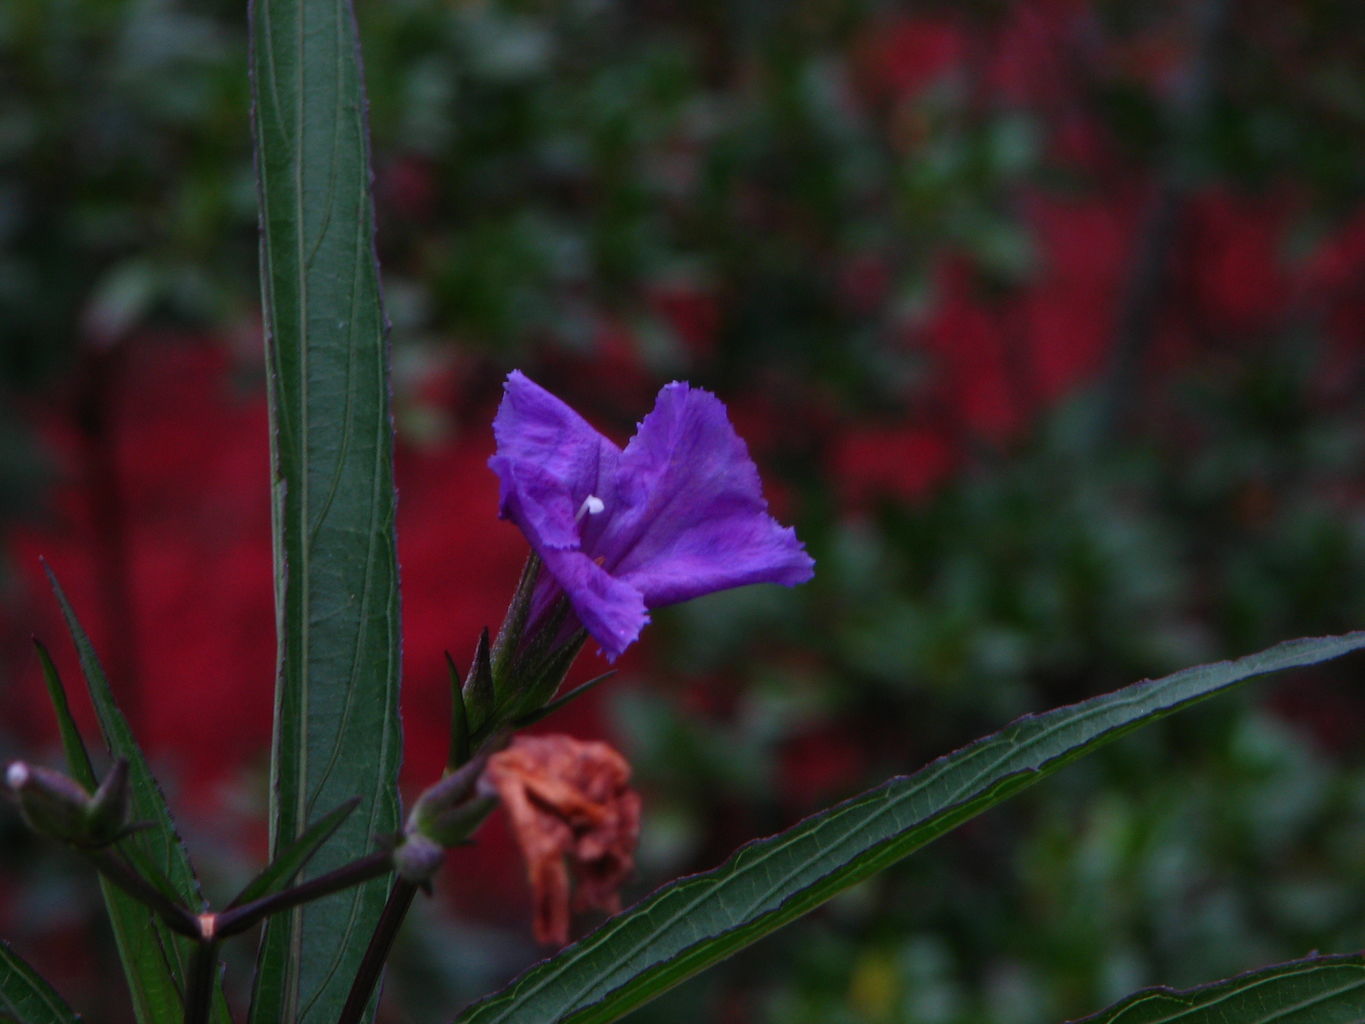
[248, 0, 401, 1018]
[454, 631, 1365, 1024]
[1069, 952, 1365, 1023]
[45, 568, 228, 1024]
[0, 941, 81, 1024]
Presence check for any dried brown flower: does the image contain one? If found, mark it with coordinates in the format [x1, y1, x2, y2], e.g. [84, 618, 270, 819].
[484, 734, 642, 946]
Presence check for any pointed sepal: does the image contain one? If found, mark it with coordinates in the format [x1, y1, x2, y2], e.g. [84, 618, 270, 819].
[446, 651, 471, 769]
[463, 628, 495, 741]
[511, 669, 614, 730]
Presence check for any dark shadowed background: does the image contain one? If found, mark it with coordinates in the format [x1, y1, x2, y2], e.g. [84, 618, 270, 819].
[3, 1, 1365, 1021]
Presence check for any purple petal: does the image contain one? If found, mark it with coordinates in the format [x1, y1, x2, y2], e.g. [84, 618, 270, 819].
[537, 548, 649, 661]
[490, 372, 644, 657]
[490, 371, 619, 552]
[490, 371, 814, 658]
[594, 381, 815, 607]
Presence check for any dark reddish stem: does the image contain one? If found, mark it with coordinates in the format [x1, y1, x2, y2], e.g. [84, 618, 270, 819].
[336, 878, 419, 1024]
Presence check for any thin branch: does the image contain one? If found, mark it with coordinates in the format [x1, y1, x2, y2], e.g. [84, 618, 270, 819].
[336, 878, 419, 1024]
[214, 848, 394, 939]
[83, 848, 200, 939]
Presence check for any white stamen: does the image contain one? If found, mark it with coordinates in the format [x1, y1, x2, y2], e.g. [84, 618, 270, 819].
[6, 762, 29, 791]
[577, 495, 605, 521]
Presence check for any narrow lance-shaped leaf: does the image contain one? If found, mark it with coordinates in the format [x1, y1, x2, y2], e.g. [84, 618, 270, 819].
[453, 631, 1365, 1024]
[35, 638, 170, 1022]
[32, 640, 95, 788]
[44, 569, 229, 1024]
[0, 941, 81, 1024]
[1068, 952, 1365, 1024]
[248, 0, 402, 1019]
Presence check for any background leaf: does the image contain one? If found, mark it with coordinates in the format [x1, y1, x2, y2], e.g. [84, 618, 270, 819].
[247, 0, 402, 1020]
[454, 631, 1365, 1024]
[1069, 952, 1365, 1023]
[0, 941, 81, 1024]
[45, 569, 227, 1024]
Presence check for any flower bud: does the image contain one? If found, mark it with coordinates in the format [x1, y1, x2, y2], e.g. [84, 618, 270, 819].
[5, 760, 131, 848]
[413, 794, 497, 850]
[7, 761, 93, 843]
[406, 754, 496, 848]
[392, 833, 444, 884]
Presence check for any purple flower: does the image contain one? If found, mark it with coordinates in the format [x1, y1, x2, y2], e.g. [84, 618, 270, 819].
[489, 371, 814, 660]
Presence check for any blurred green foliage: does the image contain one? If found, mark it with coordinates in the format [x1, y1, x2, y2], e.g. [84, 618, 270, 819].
[0, 0, 253, 367]
[4, 0, 1365, 1021]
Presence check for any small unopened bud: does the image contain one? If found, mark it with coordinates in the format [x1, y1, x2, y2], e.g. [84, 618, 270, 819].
[406, 752, 498, 850]
[416, 795, 497, 849]
[407, 756, 485, 836]
[392, 833, 445, 884]
[5, 760, 131, 848]
[6, 761, 95, 844]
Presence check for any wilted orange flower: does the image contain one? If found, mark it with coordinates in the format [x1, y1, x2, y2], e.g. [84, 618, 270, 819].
[483, 734, 642, 946]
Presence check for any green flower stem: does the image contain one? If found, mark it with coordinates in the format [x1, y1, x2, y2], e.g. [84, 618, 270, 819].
[214, 849, 395, 939]
[84, 848, 200, 939]
[336, 877, 419, 1024]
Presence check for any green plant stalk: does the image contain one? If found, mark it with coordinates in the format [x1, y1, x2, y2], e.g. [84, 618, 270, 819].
[83, 842, 395, 1024]
[183, 941, 220, 1024]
